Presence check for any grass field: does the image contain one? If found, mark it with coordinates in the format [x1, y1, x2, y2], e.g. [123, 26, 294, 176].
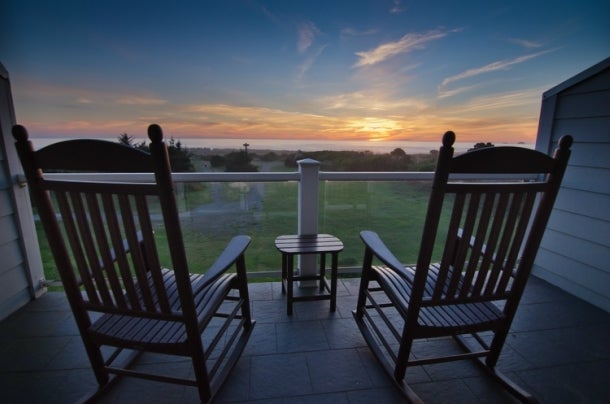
[35, 179, 444, 284]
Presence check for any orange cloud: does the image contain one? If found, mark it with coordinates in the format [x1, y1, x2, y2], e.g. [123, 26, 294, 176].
[15, 75, 540, 146]
[354, 29, 452, 67]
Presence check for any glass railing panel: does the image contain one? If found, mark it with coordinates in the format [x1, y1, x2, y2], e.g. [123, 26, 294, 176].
[33, 174, 460, 283]
[318, 180, 436, 270]
[172, 181, 298, 275]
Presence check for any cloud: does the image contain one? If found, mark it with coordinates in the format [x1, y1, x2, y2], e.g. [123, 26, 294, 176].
[437, 84, 479, 99]
[116, 96, 167, 105]
[340, 27, 377, 39]
[297, 21, 320, 53]
[15, 76, 168, 108]
[179, 102, 359, 139]
[440, 49, 553, 90]
[389, 0, 406, 14]
[510, 38, 544, 49]
[354, 29, 451, 67]
[184, 103, 323, 124]
[259, 4, 281, 26]
[446, 89, 544, 114]
[318, 91, 428, 113]
[296, 45, 327, 81]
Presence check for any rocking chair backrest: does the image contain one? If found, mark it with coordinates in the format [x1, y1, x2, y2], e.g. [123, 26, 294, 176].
[413, 131, 572, 309]
[13, 124, 194, 320]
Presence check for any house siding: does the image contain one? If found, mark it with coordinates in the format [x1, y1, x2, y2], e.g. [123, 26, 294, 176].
[0, 63, 45, 321]
[534, 57, 610, 312]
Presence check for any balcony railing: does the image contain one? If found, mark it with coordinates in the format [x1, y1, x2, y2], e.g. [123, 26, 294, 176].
[27, 159, 537, 282]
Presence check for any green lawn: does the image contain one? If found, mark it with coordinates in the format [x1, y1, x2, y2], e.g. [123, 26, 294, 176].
[35, 180, 445, 283]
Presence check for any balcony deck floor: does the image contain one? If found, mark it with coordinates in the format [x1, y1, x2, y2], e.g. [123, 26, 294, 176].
[1, 276, 609, 403]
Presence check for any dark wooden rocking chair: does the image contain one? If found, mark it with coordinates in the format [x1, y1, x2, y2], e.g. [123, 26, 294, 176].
[13, 123, 255, 403]
[353, 131, 572, 403]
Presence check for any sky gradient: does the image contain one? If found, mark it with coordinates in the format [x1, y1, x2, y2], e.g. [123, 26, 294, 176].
[2, 0, 609, 146]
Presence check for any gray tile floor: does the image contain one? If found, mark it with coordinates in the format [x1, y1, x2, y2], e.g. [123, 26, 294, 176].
[1, 276, 609, 403]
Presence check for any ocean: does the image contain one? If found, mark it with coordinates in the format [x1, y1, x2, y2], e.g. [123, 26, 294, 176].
[29, 137, 533, 155]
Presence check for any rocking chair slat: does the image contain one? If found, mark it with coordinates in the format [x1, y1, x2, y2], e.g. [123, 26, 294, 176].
[85, 192, 126, 307]
[101, 193, 138, 309]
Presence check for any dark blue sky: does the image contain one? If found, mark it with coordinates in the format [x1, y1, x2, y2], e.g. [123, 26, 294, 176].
[2, 0, 609, 143]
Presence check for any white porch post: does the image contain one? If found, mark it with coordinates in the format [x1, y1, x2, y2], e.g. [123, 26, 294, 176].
[297, 158, 319, 286]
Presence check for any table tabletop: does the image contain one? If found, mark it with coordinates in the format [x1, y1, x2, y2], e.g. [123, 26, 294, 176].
[274, 234, 344, 254]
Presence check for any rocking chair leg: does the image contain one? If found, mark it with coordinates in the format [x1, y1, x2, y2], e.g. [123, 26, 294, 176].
[453, 334, 538, 403]
[79, 347, 142, 403]
[396, 379, 425, 404]
[78, 373, 120, 404]
[355, 248, 374, 317]
[85, 344, 109, 386]
[353, 310, 424, 404]
[479, 361, 539, 404]
[486, 326, 511, 368]
[394, 334, 414, 381]
[192, 355, 213, 403]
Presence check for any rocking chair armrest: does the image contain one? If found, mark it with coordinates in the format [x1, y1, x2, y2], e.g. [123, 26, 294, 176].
[194, 235, 252, 293]
[360, 230, 410, 277]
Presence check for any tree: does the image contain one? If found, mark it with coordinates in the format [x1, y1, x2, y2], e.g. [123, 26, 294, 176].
[390, 148, 407, 159]
[210, 154, 226, 168]
[118, 133, 134, 146]
[118, 133, 147, 150]
[469, 142, 495, 151]
[166, 137, 195, 172]
[225, 150, 258, 172]
[117, 133, 194, 172]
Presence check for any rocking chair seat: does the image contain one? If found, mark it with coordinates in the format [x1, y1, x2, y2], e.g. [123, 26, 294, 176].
[372, 264, 505, 337]
[89, 270, 236, 353]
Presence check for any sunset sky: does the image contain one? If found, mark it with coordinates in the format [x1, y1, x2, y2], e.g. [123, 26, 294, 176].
[2, 0, 609, 145]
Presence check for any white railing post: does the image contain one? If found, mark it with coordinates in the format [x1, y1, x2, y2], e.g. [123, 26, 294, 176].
[297, 158, 320, 285]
